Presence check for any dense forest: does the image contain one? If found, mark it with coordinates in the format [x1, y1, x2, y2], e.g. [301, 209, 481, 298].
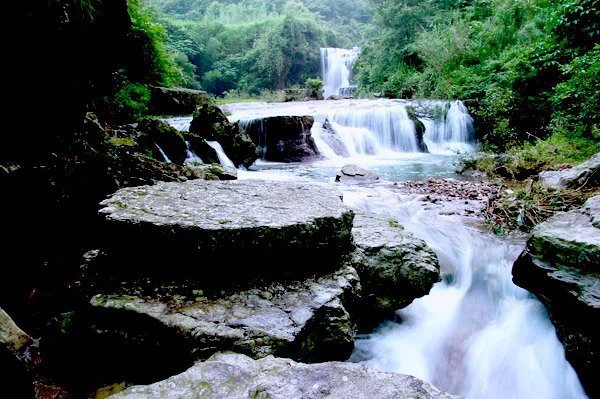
[147, 0, 372, 94]
[355, 0, 599, 157]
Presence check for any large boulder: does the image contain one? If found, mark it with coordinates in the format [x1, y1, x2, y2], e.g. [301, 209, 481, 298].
[150, 87, 210, 116]
[335, 165, 379, 184]
[513, 195, 600, 397]
[239, 116, 320, 162]
[98, 180, 353, 268]
[189, 104, 258, 168]
[136, 119, 187, 165]
[540, 153, 600, 189]
[109, 353, 459, 399]
[87, 265, 360, 365]
[351, 214, 440, 326]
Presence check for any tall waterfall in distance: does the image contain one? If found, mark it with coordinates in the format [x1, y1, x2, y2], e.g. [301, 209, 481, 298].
[320, 47, 360, 99]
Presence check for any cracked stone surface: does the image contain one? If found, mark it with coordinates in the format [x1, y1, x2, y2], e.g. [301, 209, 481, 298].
[109, 352, 460, 399]
[90, 266, 360, 362]
[99, 180, 354, 252]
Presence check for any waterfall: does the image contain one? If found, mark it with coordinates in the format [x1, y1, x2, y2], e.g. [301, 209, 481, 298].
[345, 189, 587, 399]
[206, 141, 235, 168]
[423, 101, 476, 154]
[238, 119, 267, 159]
[154, 143, 172, 163]
[328, 103, 419, 153]
[321, 47, 360, 99]
[184, 141, 203, 164]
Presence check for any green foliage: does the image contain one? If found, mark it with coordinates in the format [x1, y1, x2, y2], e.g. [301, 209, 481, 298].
[149, 0, 372, 95]
[355, 0, 599, 156]
[106, 82, 151, 122]
[305, 77, 324, 92]
[128, 0, 184, 86]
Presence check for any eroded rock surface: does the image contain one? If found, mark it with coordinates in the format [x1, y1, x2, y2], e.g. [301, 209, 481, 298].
[150, 86, 209, 116]
[88, 265, 359, 363]
[335, 165, 379, 184]
[351, 214, 440, 326]
[540, 153, 600, 189]
[109, 353, 460, 399]
[513, 195, 600, 397]
[99, 180, 354, 257]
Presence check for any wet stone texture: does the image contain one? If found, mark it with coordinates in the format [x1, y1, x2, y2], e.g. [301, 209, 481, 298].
[109, 353, 461, 399]
[513, 195, 600, 397]
[351, 213, 440, 327]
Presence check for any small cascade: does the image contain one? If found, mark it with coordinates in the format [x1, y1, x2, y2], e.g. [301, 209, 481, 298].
[329, 104, 419, 153]
[423, 101, 476, 154]
[206, 141, 235, 168]
[184, 141, 203, 164]
[239, 119, 267, 159]
[320, 47, 360, 99]
[154, 143, 172, 163]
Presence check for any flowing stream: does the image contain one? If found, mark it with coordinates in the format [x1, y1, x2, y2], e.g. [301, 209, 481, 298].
[165, 99, 587, 398]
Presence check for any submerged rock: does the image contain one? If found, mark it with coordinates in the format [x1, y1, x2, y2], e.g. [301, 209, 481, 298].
[540, 153, 600, 189]
[351, 214, 440, 326]
[240, 116, 319, 162]
[513, 195, 600, 397]
[150, 86, 209, 116]
[189, 104, 258, 168]
[88, 266, 359, 364]
[109, 353, 460, 399]
[335, 165, 379, 184]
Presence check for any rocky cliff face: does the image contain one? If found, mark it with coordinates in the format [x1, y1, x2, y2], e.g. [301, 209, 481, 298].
[513, 195, 600, 397]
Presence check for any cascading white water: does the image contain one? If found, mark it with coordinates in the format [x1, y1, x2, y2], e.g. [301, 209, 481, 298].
[154, 143, 172, 163]
[184, 141, 203, 164]
[321, 47, 360, 99]
[423, 101, 476, 154]
[344, 188, 587, 399]
[238, 119, 268, 159]
[329, 104, 419, 153]
[206, 141, 235, 168]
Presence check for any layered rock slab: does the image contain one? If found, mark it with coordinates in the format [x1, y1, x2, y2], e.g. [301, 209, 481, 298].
[513, 195, 600, 397]
[88, 265, 360, 364]
[109, 353, 460, 399]
[98, 180, 354, 275]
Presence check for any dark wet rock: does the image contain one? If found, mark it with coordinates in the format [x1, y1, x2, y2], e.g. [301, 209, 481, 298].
[240, 116, 319, 162]
[513, 196, 600, 397]
[136, 119, 187, 165]
[406, 105, 427, 152]
[182, 132, 220, 165]
[189, 104, 258, 168]
[110, 352, 460, 399]
[318, 119, 350, 157]
[335, 165, 379, 184]
[540, 153, 600, 189]
[149, 86, 210, 116]
[351, 214, 440, 327]
[188, 164, 238, 181]
[284, 88, 323, 102]
[88, 266, 359, 364]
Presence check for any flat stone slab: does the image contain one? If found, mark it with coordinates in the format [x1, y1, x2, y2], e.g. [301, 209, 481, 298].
[99, 180, 354, 252]
[109, 353, 460, 399]
[89, 266, 359, 363]
[335, 164, 379, 184]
